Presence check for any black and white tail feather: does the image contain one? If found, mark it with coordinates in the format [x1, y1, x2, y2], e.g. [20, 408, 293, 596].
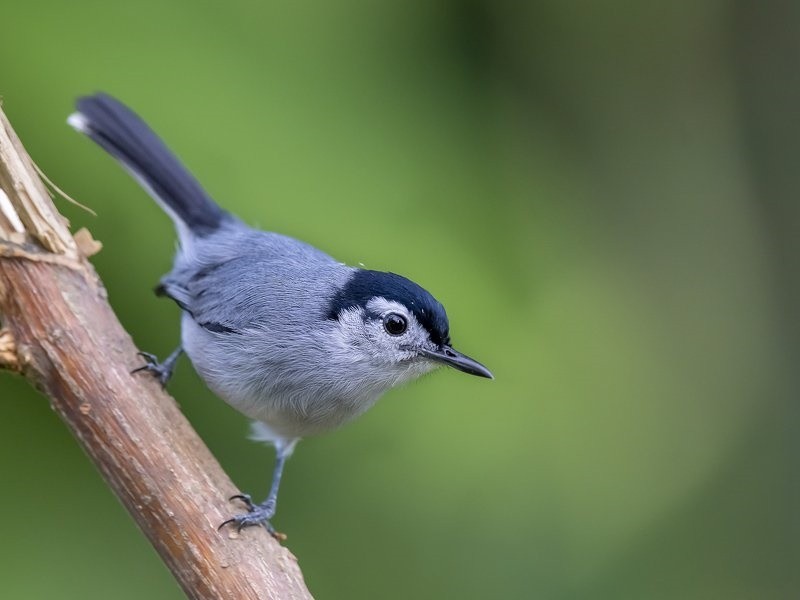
[67, 93, 230, 247]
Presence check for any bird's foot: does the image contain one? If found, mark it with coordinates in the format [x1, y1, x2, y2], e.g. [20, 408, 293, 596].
[219, 494, 285, 540]
[131, 348, 181, 387]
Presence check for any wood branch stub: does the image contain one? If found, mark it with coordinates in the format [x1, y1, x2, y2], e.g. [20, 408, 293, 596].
[0, 108, 77, 256]
[0, 104, 313, 599]
[0, 328, 18, 370]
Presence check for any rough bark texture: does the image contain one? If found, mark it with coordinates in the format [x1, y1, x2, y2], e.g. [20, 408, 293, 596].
[0, 106, 313, 599]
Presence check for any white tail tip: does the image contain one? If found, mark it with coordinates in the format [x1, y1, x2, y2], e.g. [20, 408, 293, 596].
[67, 112, 90, 133]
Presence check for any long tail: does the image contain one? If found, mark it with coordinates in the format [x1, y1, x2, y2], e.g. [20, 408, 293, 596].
[68, 93, 229, 243]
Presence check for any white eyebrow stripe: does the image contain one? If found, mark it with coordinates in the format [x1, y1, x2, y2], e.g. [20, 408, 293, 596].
[365, 297, 409, 316]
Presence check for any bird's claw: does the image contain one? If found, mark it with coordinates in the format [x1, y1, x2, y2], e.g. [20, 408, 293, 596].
[229, 494, 255, 509]
[219, 495, 284, 539]
[131, 350, 177, 387]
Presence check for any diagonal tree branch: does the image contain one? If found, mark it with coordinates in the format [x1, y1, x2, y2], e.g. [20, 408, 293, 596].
[0, 103, 313, 599]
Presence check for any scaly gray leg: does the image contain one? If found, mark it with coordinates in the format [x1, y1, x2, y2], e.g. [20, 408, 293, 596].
[220, 446, 291, 535]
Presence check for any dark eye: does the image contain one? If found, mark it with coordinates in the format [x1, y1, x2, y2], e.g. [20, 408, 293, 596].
[383, 313, 408, 335]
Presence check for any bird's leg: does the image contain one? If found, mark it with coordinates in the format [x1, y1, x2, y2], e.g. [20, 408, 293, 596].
[221, 446, 290, 536]
[131, 346, 183, 387]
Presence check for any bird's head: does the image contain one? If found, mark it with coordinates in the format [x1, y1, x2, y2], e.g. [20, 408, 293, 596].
[327, 270, 493, 383]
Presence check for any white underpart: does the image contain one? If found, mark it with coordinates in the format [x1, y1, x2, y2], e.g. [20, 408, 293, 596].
[249, 422, 299, 456]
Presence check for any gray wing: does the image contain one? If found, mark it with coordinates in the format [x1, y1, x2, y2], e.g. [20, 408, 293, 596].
[158, 228, 352, 334]
[158, 256, 252, 334]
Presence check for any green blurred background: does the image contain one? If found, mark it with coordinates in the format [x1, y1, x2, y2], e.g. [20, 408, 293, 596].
[1, 1, 798, 598]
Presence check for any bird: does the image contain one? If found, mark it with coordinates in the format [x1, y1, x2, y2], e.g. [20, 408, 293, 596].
[68, 93, 493, 534]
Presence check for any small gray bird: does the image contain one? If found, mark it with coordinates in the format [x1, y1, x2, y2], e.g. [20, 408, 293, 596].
[68, 93, 492, 533]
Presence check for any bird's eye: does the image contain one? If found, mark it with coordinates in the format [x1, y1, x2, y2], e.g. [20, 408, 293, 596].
[383, 313, 408, 335]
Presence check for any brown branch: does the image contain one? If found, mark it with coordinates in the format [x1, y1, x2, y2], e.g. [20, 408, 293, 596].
[0, 105, 313, 599]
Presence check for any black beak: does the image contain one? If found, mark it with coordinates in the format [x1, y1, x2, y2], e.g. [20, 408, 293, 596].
[420, 346, 494, 379]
